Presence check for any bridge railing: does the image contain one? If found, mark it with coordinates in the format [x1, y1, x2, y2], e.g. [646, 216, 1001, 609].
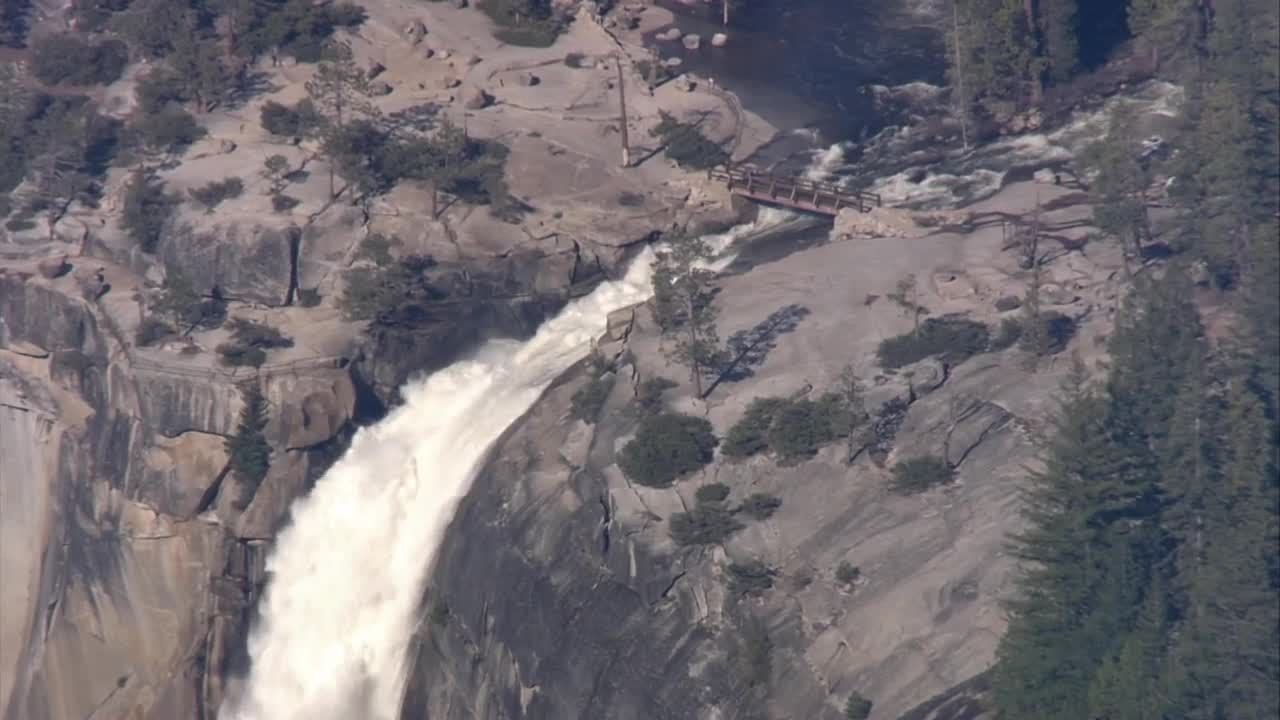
[709, 164, 882, 214]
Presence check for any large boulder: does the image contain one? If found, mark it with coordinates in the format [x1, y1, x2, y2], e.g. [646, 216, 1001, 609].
[462, 86, 493, 109]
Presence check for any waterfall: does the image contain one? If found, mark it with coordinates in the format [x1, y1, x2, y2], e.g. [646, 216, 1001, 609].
[221, 220, 766, 720]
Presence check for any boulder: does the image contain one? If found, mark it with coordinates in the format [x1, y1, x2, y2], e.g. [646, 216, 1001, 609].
[404, 19, 427, 44]
[673, 75, 695, 92]
[1033, 168, 1057, 184]
[423, 47, 435, 59]
[657, 27, 682, 42]
[900, 357, 947, 396]
[710, 32, 728, 47]
[682, 33, 701, 50]
[466, 55, 482, 66]
[662, 56, 683, 68]
[462, 86, 492, 110]
[369, 80, 394, 97]
[37, 255, 71, 279]
[994, 295, 1022, 312]
[439, 75, 461, 89]
[367, 61, 386, 79]
[219, 139, 237, 154]
[516, 72, 540, 87]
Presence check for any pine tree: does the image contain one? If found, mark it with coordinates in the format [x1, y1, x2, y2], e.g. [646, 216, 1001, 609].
[993, 364, 1137, 719]
[1085, 104, 1152, 274]
[1036, 0, 1079, 83]
[651, 232, 723, 398]
[1087, 576, 1172, 720]
[1127, 0, 1203, 71]
[226, 383, 272, 488]
[305, 41, 379, 198]
[1172, 381, 1280, 719]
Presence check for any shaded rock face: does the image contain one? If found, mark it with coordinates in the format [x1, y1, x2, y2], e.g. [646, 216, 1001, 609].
[355, 246, 605, 401]
[401, 373, 718, 720]
[0, 273, 357, 720]
[159, 221, 298, 306]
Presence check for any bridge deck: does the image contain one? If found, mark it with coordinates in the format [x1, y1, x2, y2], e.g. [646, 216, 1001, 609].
[709, 165, 881, 216]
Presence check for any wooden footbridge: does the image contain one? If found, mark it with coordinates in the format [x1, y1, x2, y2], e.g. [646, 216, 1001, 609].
[709, 164, 882, 216]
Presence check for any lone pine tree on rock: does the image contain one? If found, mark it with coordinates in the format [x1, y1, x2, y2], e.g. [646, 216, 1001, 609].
[226, 383, 272, 490]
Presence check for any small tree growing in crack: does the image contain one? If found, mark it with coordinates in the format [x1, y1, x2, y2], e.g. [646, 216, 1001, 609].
[226, 383, 272, 493]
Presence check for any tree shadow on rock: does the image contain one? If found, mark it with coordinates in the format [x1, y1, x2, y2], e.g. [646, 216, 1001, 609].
[703, 303, 811, 398]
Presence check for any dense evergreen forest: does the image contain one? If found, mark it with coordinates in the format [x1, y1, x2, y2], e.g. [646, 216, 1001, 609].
[964, 1, 1280, 718]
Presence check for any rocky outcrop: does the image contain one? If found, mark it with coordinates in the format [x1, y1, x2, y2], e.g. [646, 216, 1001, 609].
[0, 268, 358, 719]
[402, 181, 1118, 719]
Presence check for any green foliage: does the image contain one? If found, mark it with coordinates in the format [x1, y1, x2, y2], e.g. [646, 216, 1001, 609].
[767, 394, 852, 463]
[216, 318, 293, 367]
[134, 105, 207, 153]
[1084, 105, 1152, 266]
[722, 397, 785, 459]
[733, 618, 773, 688]
[135, 68, 191, 115]
[260, 99, 322, 137]
[695, 482, 731, 504]
[1022, 310, 1075, 356]
[135, 316, 176, 346]
[947, 0, 1038, 104]
[738, 493, 781, 520]
[0, 0, 30, 47]
[188, 177, 244, 211]
[835, 561, 861, 586]
[121, 169, 178, 252]
[339, 254, 442, 322]
[875, 316, 990, 369]
[355, 233, 396, 266]
[30, 33, 128, 86]
[167, 32, 242, 113]
[617, 412, 717, 488]
[570, 371, 613, 423]
[888, 456, 954, 495]
[226, 0, 367, 62]
[225, 383, 271, 489]
[153, 268, 225, 331]
[271, 193, 300, 212]
[844, 692, 873, 720]
[727, 560, 775, 597]
[670, 503, 743, 545]
[480, 0, 565, 47]
[723, 393, 853, 463]
[67, 0, 129, 34]
[649, 111, 729, 170]
[992, 259, 1280, 720]
[635, 376, 677, 415]
[651, 231, 723, 396]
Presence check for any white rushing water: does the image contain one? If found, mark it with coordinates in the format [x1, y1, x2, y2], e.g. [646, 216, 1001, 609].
[223, 219, 767, 720]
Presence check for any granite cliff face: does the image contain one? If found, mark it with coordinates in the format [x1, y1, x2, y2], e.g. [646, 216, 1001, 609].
[0, 267, 361, 718]
[401, 181, 1127, 720]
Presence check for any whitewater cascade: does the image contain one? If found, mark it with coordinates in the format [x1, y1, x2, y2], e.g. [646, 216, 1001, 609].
[223, 216, 769, 720]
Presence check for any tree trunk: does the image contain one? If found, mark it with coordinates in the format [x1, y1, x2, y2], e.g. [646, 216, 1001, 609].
[952, 0, 970, 149]
[723, 0, 729, 26]
[1022, 0, 1043, 104]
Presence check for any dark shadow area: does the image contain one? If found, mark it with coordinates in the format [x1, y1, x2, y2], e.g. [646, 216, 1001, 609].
[1077, 0, 1134, 70]
[723, 218, 830, 275]
[703, 304, 811, 397]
